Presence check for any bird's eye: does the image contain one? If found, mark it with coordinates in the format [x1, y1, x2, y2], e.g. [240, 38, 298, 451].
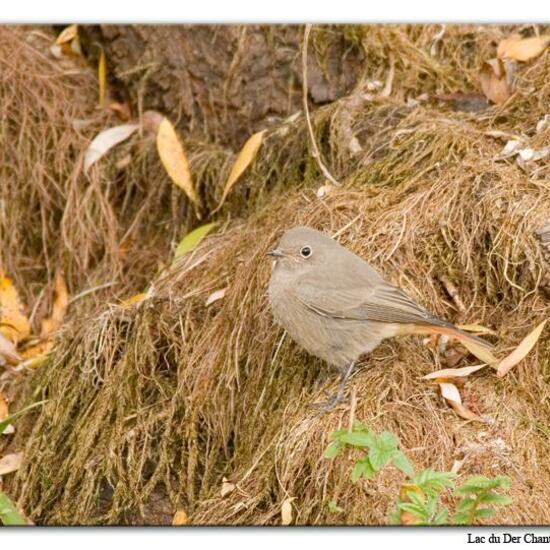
[300, 246, 312, 258]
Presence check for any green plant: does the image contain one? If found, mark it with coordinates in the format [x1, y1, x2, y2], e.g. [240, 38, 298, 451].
[324, 421, 512, 525]
[0, 492, 27, 525]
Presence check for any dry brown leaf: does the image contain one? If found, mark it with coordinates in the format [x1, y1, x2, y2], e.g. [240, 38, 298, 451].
[156, 117, 197, 204]
[0, 453, 22, 475]
[496, 320, 547, 378]
[498, 34, 550, 62]
[438, 382, 482, 422]
[220, 477, 236, 497]
[424, 364, 487, 380]
[479, 58, 511, 104]
[0, 274, 30, 344]
[172, 509, 188, 525]
[215, 130, 266, 212]
[40, 273, 69, 337]
[281, 497, 295, 526]
[0, 332, 21, 366]
[109, 102, 132, 122]
[55, 24, 78, 45]
[84, 123, 139, 173]
[98, 50, 107, 107]
[0, 394, 8, 421]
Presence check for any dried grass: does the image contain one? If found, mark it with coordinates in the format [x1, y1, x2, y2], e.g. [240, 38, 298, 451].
[4, 24, 550, 525]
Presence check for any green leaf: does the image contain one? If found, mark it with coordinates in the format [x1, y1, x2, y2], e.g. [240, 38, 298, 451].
[392, 451, 415, 477]
[351, 457, 376, 482]
[327, 500, 344, 514]
[368, 446, 394, 471]
[456, 497, 476, 512]
[352, 420, 368, 432]
[398, 502, 426, 518]
[0, 400, 47, 435]
[0, 492, 27, 525]
[453, 511, 470, 525]
[328, 428, 349, 442]
[479, 492, 513, 507]
[474, 508, 496, 520]
[174, 223, 216, 259]
[324, 441, 344, 459]
[433, 507, 449, 525]
[454, 475, 511, 495]
[412, 469, 455, 496]
[377, 431, 399, 451]
[340, 431, 376, 448]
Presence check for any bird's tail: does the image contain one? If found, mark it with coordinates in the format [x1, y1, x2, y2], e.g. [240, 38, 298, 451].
[410, 323, 497, 364]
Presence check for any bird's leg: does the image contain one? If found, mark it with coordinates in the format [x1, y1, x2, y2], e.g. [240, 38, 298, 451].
[310, 361, 356, 411]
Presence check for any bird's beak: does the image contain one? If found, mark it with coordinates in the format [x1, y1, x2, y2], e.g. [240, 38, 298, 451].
[266, 249, 284, 258]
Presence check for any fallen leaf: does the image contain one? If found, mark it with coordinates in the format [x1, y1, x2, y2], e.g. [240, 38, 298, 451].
[205, 288, 226, 307]
[316, 184, 334, 198]
[498, 33, 550, 62]
[172, 509, 188, 525]
[40, 272, 69, 337]
[460, 339, 499, 366]
[438, 382, 483, 422]
[98, 50, 107, 108]
[84, 123, 139, 172]
[109, 102, 132, 121]
[220, 477, 235, 497]
[120, 292, 147, 307]
[495, 139, 524, 160]
[19, 340, 54, 369]
[0, 274, 30, 344]
[457, 324, 497, 336]
[281, 497, 295, 526]
[479, 58, 511, 105]
[55, 24, 78, 45]
[215, 130, 266, 212]
[156, 117, 197, 204]
[496, 320, 547, 378]
[0, 395, 7, 421]
[174, 223, 217, 259]
[424, 364, 487, 380]
[0, 332, 21, 366]
[536, 114, 549, 133]
[0, 453, 22, 475]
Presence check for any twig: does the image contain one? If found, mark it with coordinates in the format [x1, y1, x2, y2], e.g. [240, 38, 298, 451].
[439, 275, 466, 313]
[68, 282, 118, 305]
[302, 25, 341, 187]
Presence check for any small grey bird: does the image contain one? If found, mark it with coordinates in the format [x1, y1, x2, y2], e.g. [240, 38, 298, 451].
[267, 226, 493, 409]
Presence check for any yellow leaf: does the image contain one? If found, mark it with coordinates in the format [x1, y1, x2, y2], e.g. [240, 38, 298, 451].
[172, 509, 188, 526]
[98, 50, 107, 108]
[460, 339, 499, 366]
[120, 292, 147, 307]
[457, 323, 497, 336]
[496, 320, 547, 378]
[19, 340, 54, 369]
[40, 273, 69, 338]
[55, 24, 78, 45]
[156, 117, 197, 204]
[281, 497, 295, 526]
[0, 274, 30, 344]
[215, 130, 266, 212]
[0, 453, 22, 475]
[0, 394, 7, 421]
[423, 364, 487, 380]
[498, 34, 550, 62]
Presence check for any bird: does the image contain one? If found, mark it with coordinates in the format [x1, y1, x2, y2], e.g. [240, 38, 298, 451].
[267, 226, 493, 409]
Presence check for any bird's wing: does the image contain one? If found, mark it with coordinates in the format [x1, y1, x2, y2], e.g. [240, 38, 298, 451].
[295, 280, 450, 328]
